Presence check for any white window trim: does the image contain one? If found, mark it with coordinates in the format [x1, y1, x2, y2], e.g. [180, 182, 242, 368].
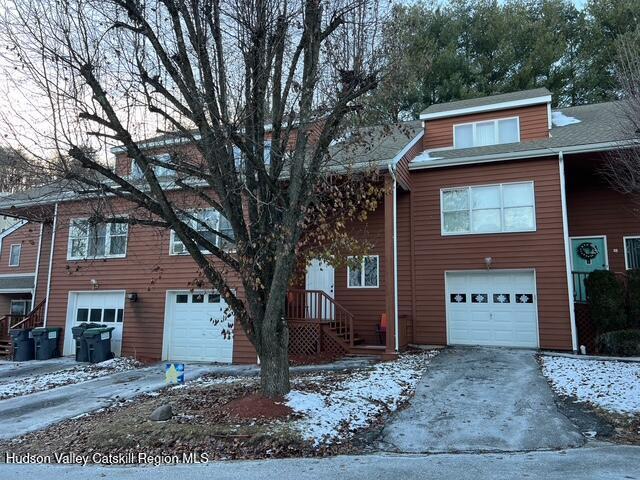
[347, 255, 380, 289]
[623, 235, 640, 270]
[440, 181, 537, 236]
[453, 116, 520, 149]
[67, 218, 129, 261]
[169, 209, 235, 256]
[130, 153, 174, 179]
[8, 244, 21, 267]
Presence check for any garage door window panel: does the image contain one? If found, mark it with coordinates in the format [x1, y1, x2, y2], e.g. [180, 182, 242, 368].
[442, 182, 535, 235]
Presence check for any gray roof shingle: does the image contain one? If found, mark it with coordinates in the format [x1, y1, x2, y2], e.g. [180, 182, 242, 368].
[0, 275, 34, 290]
[420, 88, 552, 117]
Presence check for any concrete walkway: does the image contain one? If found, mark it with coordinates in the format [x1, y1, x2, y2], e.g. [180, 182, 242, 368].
[1, 445, 639, 479]
[382, 347, 585, 453]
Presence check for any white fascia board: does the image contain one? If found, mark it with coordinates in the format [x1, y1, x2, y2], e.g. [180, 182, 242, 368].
[409, 140, 639, 170]
[390, 132, 424, 168]
[419, 95, 552, 121]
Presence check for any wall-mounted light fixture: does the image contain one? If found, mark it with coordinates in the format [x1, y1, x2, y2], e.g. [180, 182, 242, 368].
[127, 292, 138, 302]
[484, 257, 493, 270]
[90, 278, 99, 290]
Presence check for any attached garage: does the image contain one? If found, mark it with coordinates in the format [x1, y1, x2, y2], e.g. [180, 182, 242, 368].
[163, 291, 234, 362]
[64, 291, 125, 356]
[445, 270, 539, 348]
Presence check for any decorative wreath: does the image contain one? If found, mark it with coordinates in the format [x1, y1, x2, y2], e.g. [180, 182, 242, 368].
[577, 242, 599, 261]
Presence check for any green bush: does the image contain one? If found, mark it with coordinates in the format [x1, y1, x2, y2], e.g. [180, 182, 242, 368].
[596, 329, 640, 356]
[626, 270, 640, 328]
[585, 269, 628, 333]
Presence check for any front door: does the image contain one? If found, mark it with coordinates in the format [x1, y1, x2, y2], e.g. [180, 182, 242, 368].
[305, 259, 335, 319]
[571, 236, 608, 302]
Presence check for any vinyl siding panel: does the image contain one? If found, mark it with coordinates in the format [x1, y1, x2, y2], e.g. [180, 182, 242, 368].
[408, 157, 573, 350]
[0, 223, 40, 275]
[423, 105, 549, 150]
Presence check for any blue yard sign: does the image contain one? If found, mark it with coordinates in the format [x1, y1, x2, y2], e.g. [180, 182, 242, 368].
[165, 363, 185, 384]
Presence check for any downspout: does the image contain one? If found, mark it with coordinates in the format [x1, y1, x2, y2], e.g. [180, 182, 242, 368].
[32, 223, 44, 304]
[558, 152, 579, 353]
[387, 163, 400, 352]
[43, 203, 59, 328]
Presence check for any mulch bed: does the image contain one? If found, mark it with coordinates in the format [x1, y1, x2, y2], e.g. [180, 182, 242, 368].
[289, 352, 342, 366]
[0, 373, 372, 464]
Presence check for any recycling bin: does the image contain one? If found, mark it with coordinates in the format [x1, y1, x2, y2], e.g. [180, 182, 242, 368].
[9, 328, 34, 361]
[83, 327, 115, 363]
[71, 323, 105, 362]
[31, 327, 62, 360]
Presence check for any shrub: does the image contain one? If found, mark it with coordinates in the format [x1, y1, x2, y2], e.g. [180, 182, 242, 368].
[626, 270, 640, 328]
[597, 329, 640, 356]
[585, 269, 628, 333]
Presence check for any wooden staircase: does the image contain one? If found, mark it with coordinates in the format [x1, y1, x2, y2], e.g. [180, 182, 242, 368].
[286, 289, 383, 358]
[0, 299, 46, 359]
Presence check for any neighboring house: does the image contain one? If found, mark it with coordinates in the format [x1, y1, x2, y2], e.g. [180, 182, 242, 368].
[0, 87, 638, 362]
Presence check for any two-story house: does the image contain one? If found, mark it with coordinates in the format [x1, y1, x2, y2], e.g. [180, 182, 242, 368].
[0, 88, 638, 362]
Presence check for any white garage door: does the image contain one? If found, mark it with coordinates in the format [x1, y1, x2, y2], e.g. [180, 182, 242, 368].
[446, 271, 538, 348]
[164, 291, 234, 362]
[65, 291, 125, 356]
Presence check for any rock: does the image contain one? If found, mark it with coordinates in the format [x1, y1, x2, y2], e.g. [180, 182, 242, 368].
[150, 404, 173, 421]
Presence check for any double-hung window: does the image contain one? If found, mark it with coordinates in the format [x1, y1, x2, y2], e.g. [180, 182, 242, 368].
[130, 153, 174, 179]
[624, 237, 640, 270]
[68, 219, 128, 260]
[347, 255, 379, 288]
[453, 117, 519, 149]
[170, 209, 235, 254]
[441, 182, 535, 235]
[8, 244, 21, 267]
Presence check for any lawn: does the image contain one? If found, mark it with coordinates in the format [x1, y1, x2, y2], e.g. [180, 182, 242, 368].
[0, 350, 438, 463]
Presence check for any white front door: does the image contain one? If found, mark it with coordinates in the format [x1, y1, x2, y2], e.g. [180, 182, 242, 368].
[446, 271, 538, 348]
[305, 259, 334, 319]
[65, 291, 125, 356]
[164, 291, 234, 363]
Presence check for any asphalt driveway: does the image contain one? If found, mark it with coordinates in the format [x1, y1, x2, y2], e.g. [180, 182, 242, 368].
[381, 347, 585, 453]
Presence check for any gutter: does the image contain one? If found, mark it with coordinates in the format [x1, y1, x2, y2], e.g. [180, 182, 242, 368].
[558, 152, 579, 353]
[387, 163, 400, 353]
[43, 203, 58, 328]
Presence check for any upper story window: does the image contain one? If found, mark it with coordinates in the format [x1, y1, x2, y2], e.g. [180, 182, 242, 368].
[441, 182, 535, 235]
[8, 244, 21, 267]
[170, 209, 235, 255]
[453, 117, 519, 149]
[130, 153, 174, 179]
[347, 255, 379, 288]
[68, 219, 129, 260]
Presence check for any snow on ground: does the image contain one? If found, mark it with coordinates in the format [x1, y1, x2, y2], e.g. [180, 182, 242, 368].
[285, 351, 438, 445]
[0, 357, 142, 400]
[541, 355, 640, 415]
[551, 111, 581, 127]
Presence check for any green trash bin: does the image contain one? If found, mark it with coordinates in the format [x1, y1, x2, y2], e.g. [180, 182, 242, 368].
[31, 327, 62, 360]
[9, 328, 34, 362]
[71, 323, 105, 362]
[83, 327, 115, 363]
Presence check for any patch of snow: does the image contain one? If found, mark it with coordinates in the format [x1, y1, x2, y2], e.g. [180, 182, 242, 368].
[0, 357, 142, 400]
[411, 150, 443, 164]
[285, 351, 438, 445]
[552, 111, 581, 127]
[541, 356, 640, 415]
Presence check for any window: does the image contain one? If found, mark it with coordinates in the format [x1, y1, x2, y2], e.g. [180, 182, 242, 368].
[624, 237, 640, 270]
[170, 209, 235, 254]
[130, 153, 174, 179]
[10, 300, 31, 316]
[68, 219, 129, 260]
[453, 117, 519, 149]
[441, 182, 535, 235]
[347, 255, 379, 288]
[76, 307, 123, 323]
[8, 244, 21, 267]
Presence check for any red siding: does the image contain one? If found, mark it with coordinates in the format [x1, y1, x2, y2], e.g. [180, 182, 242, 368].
[423, 105, 549, 150]
[0, 223, 40, 275]
[407, 157, 573, 350]
[43, 201, 256, 364]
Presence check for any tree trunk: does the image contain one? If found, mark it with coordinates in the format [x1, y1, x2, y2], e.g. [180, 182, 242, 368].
[258, 310, 291, 398]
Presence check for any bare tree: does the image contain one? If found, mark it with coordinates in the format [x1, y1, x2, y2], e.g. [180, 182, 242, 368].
[0, 0, 389, 396]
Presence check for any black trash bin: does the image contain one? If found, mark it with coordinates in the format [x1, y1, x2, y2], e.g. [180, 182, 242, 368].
[83, 327, 115, 363]
[71, 323, 105, 362]
[9, 328, 34, 362]
[31, 327, 63, 360]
